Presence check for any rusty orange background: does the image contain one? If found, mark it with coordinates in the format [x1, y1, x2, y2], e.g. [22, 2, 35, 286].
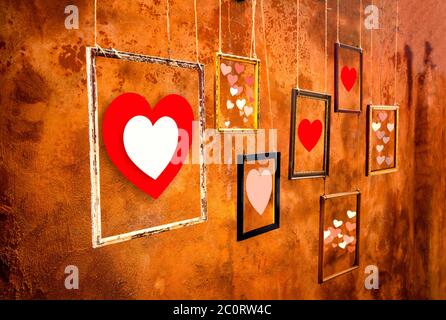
[0, 0, 445, 299]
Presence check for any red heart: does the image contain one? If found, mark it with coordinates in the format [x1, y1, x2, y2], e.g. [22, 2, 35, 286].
[297, 119, 323, 152]
[102, 93, 194, 199]
[341, 66, 357, 92]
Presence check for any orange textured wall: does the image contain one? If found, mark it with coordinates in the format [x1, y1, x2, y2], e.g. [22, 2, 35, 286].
[0, 0, 445, 299]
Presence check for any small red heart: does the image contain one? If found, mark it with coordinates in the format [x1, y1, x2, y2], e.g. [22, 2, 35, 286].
[341, 66, 357, 92]
[102, 93, 194, 199]
[297, 119, 323, 152]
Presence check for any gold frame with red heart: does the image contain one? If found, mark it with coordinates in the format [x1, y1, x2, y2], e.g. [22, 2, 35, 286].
[86, 47, 208, 248]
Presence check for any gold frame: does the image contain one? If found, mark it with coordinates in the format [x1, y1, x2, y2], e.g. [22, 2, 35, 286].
[366, 105, 399, 176]
[215, 52, 260, 132]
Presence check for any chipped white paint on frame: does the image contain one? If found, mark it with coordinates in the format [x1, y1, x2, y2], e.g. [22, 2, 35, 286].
[86, 46, 208, 248]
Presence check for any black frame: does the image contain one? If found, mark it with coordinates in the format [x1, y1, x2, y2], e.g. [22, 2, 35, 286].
[237, 152, 280, 241]
[334, 42, 363, 113]
[288, 88, 331, 180]
[318, 191, 361, 283]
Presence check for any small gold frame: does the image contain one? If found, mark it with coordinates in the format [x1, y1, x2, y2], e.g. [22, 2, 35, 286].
[215, 52, 260, 132]
[366, 105, 399, 176]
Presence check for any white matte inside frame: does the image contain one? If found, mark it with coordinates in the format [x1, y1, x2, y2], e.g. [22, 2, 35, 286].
[86, 47, 208, 248]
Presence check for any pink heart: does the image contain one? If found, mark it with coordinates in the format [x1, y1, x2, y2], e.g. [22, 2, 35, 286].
[324, 235, 334, 244]
[246, 169, 272, 215]
[234, 63, 245, 74]
[227, 74, 238, 86]
[376, 131, 385, 139]
[347, 246, 356, 253]
[332, 243, 338, 248]
[221, 63, 232, 76]
[246, 75, 254, 86]
[235, 85, 244, 95]
[328, 227, 341, 237]
[346, 222, 356, 231]
[246, 87, 254, 99]
[378, 112, 388, 122]
[377, 156, 386, 165]
[385, 156, 394, 165]
[343, 235, 355, 245]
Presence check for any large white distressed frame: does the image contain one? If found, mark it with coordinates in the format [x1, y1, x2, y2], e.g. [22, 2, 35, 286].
[86, 47, 208, 248]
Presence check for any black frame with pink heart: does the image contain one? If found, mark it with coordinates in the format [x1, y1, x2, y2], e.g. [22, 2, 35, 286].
[237, 152, 280, 241]
[288, 89, 331, 180]
[334, 42, 363, 113]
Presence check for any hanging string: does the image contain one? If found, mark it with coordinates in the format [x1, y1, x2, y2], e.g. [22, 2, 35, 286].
[324, 0, 328, 93]
[355, 0, 363, 192]
[336, 0, 340, 43]
[394, 0, 399, 105]
[94, 0, 97, 46]
[260, 0, 273, 130]
[92, 0, 108, 56]
[227, 0, 231, 45]
[250, 0, 257, 58]
[369, 0, 374, 104]
[323, 0, 328, 195]
[218, 0, 222, 53]
[359, 0, 362, 47]
[379, 0, 384, 104]
[296, 0, 300, 88]
[166, 0, 172, 58]
[193, 0, 199, 62]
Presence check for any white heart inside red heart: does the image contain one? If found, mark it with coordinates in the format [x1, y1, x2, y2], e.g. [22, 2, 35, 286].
[102, 93, 194, 199]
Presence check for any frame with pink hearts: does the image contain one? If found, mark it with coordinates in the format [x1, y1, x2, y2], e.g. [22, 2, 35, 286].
[237, 152, 280, 241]
[366, 105, 399, 176]
[86, 46, 208, 248]
[334, 42, 363, 113]
[318, 191, 361, 283]
[288, 89, 331, 180]
[215, 52, 260, 132]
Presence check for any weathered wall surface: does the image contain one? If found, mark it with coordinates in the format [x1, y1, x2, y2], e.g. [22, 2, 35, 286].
[0, 0, 445, 299]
